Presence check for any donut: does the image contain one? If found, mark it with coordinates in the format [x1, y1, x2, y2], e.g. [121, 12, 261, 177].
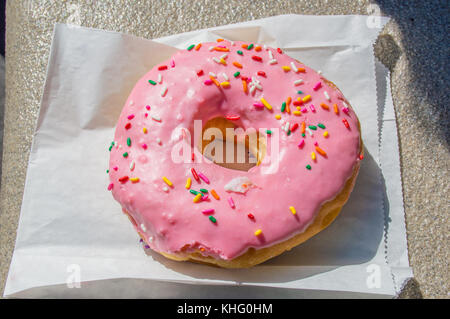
[108, 40, 363, 268]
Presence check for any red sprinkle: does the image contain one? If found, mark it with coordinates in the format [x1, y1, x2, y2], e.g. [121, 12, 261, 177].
[293, 100, 303, 106]
[191, 168, 199, 181]
[118, 176, 129, 184]
[277, 48, 283, 54]
[146, 105, 151, 110]
[359, 154, 364, 160]
[197, 70, 204, 76]
[343, 119, 350, 129]
[107, 183, 114, 191]
[248, 213, 255, 220]
[252, 55, 263, 62]
[241, 76, 248, 81]
[226, 115, 240, 121]
[158, 65, 168, 71]
[127, 114, 135, 120]
[290, 123, 299, 132]
[125, 123, 131, 130]
[257, 71, 266, 77]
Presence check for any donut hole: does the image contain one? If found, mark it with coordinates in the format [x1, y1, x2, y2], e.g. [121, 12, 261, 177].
[198, 117, 266, 172]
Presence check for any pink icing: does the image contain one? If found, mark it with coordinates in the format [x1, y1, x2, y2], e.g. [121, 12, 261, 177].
[108, 41, 361, 260]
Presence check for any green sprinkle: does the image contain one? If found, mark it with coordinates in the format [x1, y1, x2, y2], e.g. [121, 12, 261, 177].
[302, 133, 306, 137]
[209, 216, 217, 223]
[306, 164, 311, 170]
[281, 102, 286, 112]
[297, 91, 303, 94]
[106, 169, 109, 174]
[148, 80, 157, 85]
[308, 125, 317, 130]
[123, 152, 128, 158]
[200, 188, 208, 193]
[237, 50, 243, 55]
[233, 71, 240, 78]
[247, 44, 254, 50]
[287, 129, 291, 136]
[109, 145, 113, 152]
[127, 137, 131, 146]
[190, 189, 199, 195]
[187, 44, 195, 51]
[318, 123, 326, 129]
[266, 129, 272, 135]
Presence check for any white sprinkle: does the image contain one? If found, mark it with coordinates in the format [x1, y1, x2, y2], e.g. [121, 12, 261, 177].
[129, 100, 134, 106]
[306, 127, 313, 136]
[249, 84, 256, 94]
[220, 53, 228, 60]
[130, 161, 135, 171]
[224, 176, 254, 194]
[290, 62, 298, 72]
[263, 44, 267, 50]
[157, 73, 162, 83]
[209, 72, 217, 78]
[213, 57, 221, 64]
[148, 236, 154, 243]
[222, 73, 229, 81]
[231, 41, 235, 46]
[114, 141, 118, 148]
[318, 70, 322, 74]
[254, 83, 263, 90]
[156, 137, 162, 145]
[268, 50, 273, 59]
[285, 122, 290, 132]
[343, 101, 349, 108]
[209, 46, 215, 51]
[294, 79, 303, 86]
[140, 223, 147, 232]
[161, 86, 168, 97]
[324, 91, 330, 101]
[269, 59, 278, 65]
[163, 186, 169, 192]
[152, 115, 161, 122]
[118, 145, 122, 149]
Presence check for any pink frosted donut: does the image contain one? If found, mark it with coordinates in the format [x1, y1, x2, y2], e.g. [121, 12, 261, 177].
[108, 40, 363, 268]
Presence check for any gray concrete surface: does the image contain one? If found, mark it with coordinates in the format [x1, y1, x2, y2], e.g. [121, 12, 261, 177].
[1, 0, 448, 298]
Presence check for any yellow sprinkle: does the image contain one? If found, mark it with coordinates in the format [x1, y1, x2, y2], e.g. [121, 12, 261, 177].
[260, 97, 273, 110]
[302, 95, 311, 103]
[220, 81, 230, 88]
[220, 58, 227, 65]
[282, 66, 291, 71]
[323, 131, 329, 138]
[130, 177, 140, 183]
[162, 176, 173, 187]
[275, 114, 281, 120]
[143, 127, 147, 134]
[185, 178, 192, 189]
[193, 193, 202, 203]
[293, 111, 301, 116]
[311, 152, 316, 161]
[254, 229, 262, 236]
[289, 206, 296, 215]
[296, 106, 301, 110]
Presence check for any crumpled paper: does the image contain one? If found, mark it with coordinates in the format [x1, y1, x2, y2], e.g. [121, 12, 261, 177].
[4, 15, 412, 298]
